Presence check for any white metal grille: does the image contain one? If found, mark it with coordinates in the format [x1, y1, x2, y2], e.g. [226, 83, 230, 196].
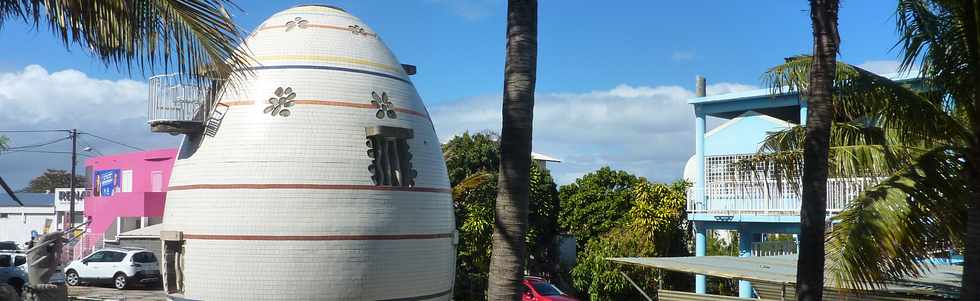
[689, 154, 876, 215]
[147, 74, 214, 124]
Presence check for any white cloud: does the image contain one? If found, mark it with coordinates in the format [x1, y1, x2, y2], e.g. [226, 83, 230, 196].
[0, 64, 757, 190]
[857, 60, 902, 75]
[429, 82, 757, 184]
[0, 65, 179, 189]
[671, 51, 696, 61]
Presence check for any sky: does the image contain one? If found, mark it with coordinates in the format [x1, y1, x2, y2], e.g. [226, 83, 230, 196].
[0, 0, 909, 189]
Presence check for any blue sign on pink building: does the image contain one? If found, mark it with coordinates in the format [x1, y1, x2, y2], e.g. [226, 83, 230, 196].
[95, 169, 120, 197]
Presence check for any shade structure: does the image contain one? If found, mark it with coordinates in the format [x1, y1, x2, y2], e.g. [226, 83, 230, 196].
[162, 5, 455, 300]
[609, 255, 962, 300]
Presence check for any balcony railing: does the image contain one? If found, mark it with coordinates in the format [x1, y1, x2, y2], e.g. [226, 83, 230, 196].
[147, 73, 220, 134]
[689, 153, 878, 215]
[687, 178, 874, 215]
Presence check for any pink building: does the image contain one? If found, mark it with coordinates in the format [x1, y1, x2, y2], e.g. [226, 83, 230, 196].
[74, 148, 177, 258]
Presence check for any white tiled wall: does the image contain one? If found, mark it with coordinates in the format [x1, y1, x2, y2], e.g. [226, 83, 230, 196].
[162, 5, 454, 300]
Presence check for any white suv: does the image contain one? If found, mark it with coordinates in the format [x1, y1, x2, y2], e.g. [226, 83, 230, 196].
[64, 247, 160, 289]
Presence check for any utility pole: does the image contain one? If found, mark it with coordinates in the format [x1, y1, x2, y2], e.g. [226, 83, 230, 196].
[68, 129, 77, 231]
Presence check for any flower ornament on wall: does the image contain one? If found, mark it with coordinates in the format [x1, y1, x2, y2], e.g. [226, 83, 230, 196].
[285, 17, 309, 31]
[265, 87, 296, 117]
[371, 91, 396, 119]
[348, 25, 368, 36]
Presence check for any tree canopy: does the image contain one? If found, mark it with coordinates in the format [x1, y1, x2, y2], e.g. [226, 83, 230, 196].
[565, 175, 691, 300]
[558, 167, 642, 249]
[23, 169, 85, 193]
[445, 132, 560, 300]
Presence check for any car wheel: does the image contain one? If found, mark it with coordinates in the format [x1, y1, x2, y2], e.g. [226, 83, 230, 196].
[65, 270, 80, 286]
[113, 273, 128, 290]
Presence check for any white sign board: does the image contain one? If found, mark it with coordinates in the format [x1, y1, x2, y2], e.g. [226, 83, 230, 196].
[54, 188, 88, 212]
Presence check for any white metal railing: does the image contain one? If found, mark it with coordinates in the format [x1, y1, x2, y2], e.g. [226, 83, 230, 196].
[687, 179, 874, 215]
[689, 153, 878, 215]
[147, 73, 213, 124]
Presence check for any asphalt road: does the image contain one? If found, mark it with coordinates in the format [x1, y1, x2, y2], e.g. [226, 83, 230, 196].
[67, 285, 167, 301]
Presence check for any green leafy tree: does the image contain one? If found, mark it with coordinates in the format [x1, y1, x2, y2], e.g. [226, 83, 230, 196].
[706, 231, 738, 296]
[23, 169, 85, 193]
[569, 180, 690, 300]
[0, 136, 7, 152]
[558, 167, 642, 249]
[442, 131, 500, 184]
[446, 132, 559, 300]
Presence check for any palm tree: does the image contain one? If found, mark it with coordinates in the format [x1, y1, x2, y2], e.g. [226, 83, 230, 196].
[0, 0, 250, 81]
[746, 57, 965, 294]
[488, 0, 537, 300]
[797, 0, 840, 299]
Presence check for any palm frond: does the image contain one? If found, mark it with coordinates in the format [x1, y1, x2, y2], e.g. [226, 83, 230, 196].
[9, 0, 252, 83]
[737, 121, 929, 193]
[763, 56, 966, 145]
[897, 0, 976, 123]
[453, 171, 493, 200]
[826, 146, 968, 290]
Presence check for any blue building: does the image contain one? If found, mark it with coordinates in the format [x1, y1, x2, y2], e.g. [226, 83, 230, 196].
[684, 74, 917, 298]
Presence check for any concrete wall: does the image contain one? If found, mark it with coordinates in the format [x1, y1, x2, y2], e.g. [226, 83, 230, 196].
[0, 206, 54, 248]
[106, 238, 162, 260]
[704, 111, 793, 156]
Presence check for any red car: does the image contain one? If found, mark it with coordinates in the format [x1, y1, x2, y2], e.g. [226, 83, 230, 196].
[522, 276, 578, 301]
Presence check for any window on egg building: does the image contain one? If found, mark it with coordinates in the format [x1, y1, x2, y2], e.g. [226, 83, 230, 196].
[365, 126, 417, 187]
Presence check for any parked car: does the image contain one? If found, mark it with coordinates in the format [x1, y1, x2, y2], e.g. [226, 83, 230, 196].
[522, 276, 578, 301]
[0, 252, 28, 294]
[0, 241, 19, 252]
[64, 247, 160, 289]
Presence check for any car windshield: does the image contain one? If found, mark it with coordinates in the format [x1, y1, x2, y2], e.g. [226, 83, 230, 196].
[132, 252, 157, 263]
[532, 282, 563, 296]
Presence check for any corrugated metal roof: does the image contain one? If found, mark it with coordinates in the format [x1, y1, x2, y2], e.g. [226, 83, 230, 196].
[0, 192, 53, 207]
[609, 255, 961, 299]
[531, 152, 561, 163]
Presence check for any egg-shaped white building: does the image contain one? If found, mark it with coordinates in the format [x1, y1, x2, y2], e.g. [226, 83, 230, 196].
[159, 5, 455, 300]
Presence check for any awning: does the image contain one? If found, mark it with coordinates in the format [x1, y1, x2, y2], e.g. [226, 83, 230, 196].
[608, 255, 962, 300]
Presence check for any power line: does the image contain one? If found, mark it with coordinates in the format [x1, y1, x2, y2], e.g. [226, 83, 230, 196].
[79, 132, 144, 151]
[3, 150, 94, 158]
[0, 129, 70, 133]
[6, 137, 70, 150]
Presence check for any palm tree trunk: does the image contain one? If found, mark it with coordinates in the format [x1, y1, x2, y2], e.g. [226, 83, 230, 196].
[961, 1, 980, 299]
[798, 1, 839, 300]
[488, 1, 537, 300]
